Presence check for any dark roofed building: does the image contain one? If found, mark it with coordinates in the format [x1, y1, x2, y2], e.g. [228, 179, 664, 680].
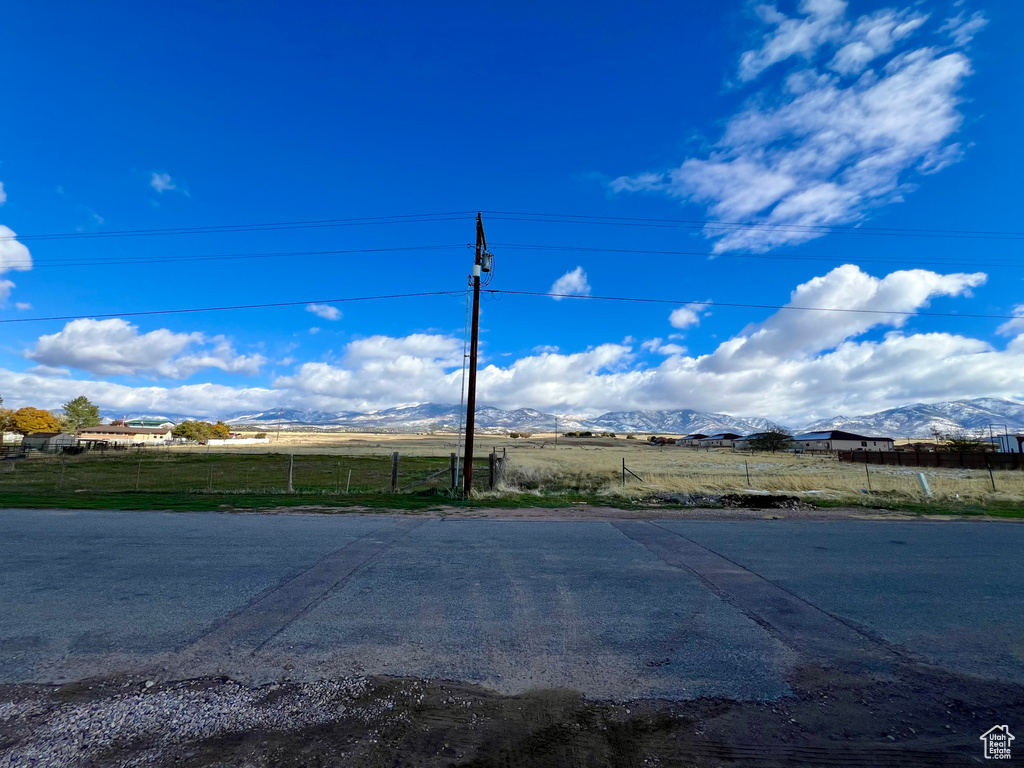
[790, 430, 894, 451]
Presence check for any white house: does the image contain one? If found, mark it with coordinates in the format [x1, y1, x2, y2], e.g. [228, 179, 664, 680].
[677, 433, 708, 446]
[77, 425, 174, 446]
[789, 430, 894, 452]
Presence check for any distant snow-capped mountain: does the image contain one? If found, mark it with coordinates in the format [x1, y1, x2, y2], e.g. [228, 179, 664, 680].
[106, 397, 1024, 438]
[220, 404, 784, 435]
[799, 398, 1024, 437]
[588, 409, 785, 435]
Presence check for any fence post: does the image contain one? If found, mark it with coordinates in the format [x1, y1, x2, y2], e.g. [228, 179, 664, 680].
[346, 469, 352, 494]
[987, 458, 996, 492]
[488, 450, 496, 490]
[622, 457, 626, 487]
[336, 461, 341, 493]
[864, 462, 872, 492]
[391, 452, 399, 492]
[208, 464, 213, 493]
[450, 452, 457, 490]
[287, 454, 294, 493]
[744, 460, 750, 485]
[136, 459, 142, 491]
[57, 456, 66, 492]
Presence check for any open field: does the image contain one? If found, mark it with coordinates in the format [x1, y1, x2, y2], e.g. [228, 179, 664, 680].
[2, 432, 1023, 514]
[219, 430, 1024, 505]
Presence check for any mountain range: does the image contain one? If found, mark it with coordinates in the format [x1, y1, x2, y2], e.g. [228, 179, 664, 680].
[101, 397, 1024, 438]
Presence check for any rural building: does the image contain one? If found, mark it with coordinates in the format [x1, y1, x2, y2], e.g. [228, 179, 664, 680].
[20, 432, 76, 452]
[677, 433, 708, 446]
[699, 432, 742, 448]
[790, 430, 894, 452]
[76, 425, 174, 446]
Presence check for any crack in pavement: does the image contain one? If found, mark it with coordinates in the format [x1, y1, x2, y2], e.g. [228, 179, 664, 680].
[176, 517, 428, 665]
[612, 521, 912, 669]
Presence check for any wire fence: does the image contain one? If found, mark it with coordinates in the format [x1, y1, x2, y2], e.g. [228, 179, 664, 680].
[0, 450, 508, 496]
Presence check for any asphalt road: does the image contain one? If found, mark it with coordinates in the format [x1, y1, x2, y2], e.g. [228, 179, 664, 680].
[1, 509, 1022, 701]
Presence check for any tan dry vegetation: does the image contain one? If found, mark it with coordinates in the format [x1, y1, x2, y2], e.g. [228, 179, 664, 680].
[206, 431, 1024, 505]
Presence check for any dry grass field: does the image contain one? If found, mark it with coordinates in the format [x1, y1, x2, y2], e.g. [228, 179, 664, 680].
[209, 431, 1024, 506]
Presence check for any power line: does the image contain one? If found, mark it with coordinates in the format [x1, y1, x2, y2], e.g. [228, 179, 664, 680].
[3, 287, 1018, 324]
[483, 211, 1024, 241]
[0, 291, 461, 324]
[488, 290, 1022, 321]
[9, 239, 1017, 272]
[5, 208, 1023, 244]
[493, 243, 1023, 270]
[20, 244, 465, 269]
[1, 212, 476, 243]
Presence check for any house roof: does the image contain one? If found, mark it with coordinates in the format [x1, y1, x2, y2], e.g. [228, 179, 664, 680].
[78, 425, 172, 435]
[24, 432, 62, 438]
[704, 432, 742, 440]
[792, 430, 893, 442]
[681, 433, 708, 440]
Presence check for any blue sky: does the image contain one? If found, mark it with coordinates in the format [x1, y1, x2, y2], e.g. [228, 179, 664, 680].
[1, 0, 1022, 422]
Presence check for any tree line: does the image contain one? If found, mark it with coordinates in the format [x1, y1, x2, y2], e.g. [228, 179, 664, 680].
[0, 395, 101, 438]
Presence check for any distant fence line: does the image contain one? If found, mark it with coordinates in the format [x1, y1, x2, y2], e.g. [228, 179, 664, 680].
[838, 450, 1023, 471]
[0, 448, 509, 495]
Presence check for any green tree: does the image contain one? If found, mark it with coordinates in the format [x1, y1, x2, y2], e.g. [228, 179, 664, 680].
[172, 420, 215, 443]
[61, 396, 101, 433]
[10, 407, 62, 435]
[747, 428, 793, 453]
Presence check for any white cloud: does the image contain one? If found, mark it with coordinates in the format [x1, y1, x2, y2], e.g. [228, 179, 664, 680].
[0, 179, 34, 305]
[738, 0, 848, 82]
[150, 172, 177, 193]
[0, 226, 33, 274]
[306, 303, 343, 321]
[669, 301, 712, 330]
[309, 327, 321, 335]
[533, 344, 560, 354]
[997, 305, 1024, 337]
[15, 302, 31, 310]
[550, 267, 591, 299]
[939, 10, 987, 47]
[612, 3, 982, 253]
[274, 333, 465, 411]
[25, 319, 266, 379]
[641, 338, 687, 356]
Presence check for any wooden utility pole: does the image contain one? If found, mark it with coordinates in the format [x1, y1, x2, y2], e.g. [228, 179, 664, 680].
[463, 213, 488, 496]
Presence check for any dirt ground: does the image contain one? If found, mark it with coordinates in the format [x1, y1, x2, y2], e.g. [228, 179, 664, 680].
[2, 660, 1019, 767]
[264, 501, 1019, 523]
